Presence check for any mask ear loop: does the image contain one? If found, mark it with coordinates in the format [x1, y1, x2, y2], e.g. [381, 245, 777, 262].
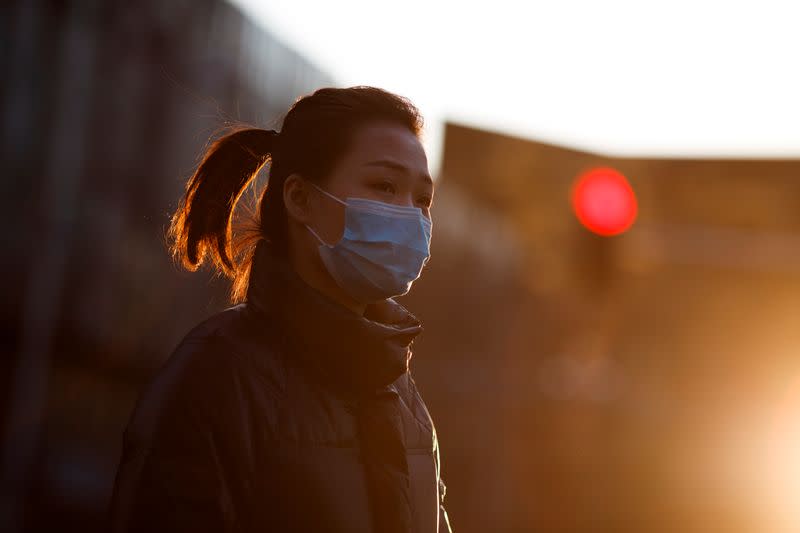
[308, 180, 347, 206]
[304, 223, 332, 248]
[304, 180, 346, 247]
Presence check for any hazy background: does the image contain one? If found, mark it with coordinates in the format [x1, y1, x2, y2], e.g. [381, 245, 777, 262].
[2, 1, 799, 532]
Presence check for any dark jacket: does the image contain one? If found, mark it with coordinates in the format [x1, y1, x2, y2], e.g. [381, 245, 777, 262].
[108, 238, 452, 533]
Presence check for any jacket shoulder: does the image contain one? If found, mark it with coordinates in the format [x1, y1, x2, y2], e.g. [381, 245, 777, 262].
[111, 304, 272, 532]
[124, 303, 284, 452]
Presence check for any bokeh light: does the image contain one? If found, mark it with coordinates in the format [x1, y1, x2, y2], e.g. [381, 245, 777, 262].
[571, 167, 638, 236]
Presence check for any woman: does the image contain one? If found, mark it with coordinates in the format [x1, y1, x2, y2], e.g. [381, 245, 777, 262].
[108, 86, 453, 533]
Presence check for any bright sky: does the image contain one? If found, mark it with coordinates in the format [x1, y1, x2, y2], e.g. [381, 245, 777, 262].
[231, 0, 800, 176]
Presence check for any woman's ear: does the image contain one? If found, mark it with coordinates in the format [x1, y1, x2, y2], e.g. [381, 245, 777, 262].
[283, 173, 312, 224]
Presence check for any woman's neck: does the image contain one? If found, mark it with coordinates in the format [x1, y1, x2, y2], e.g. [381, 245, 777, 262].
[287, 239, 367, 317]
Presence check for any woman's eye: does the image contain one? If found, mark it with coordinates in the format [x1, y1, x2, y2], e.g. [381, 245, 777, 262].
[372, 181, 395, 193]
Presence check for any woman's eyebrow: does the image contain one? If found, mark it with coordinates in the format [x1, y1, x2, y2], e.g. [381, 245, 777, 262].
[364, 159, 433, 185]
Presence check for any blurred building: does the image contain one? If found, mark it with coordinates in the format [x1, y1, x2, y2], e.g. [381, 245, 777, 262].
[1, 1, 333, 531]
[402, 121, 800, 532]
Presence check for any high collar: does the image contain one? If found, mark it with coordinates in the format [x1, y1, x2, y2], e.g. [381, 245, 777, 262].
[245, 238, 424, 401]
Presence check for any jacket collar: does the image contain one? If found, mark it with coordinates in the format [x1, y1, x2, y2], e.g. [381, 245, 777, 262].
[245, 238, 423, 401]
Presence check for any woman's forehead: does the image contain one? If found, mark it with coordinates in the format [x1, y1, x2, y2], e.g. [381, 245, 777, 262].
[343, 123, 429, 176]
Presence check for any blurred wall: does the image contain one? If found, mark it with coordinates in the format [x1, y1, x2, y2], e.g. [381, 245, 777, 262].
[0, 1, 333, 531]
[400, 121, 800, 532]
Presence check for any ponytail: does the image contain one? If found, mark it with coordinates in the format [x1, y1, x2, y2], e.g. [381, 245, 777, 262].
[167, 126, 278, 302]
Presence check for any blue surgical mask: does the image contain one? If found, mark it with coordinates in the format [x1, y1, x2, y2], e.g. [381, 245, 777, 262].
[304, 181, 433, 303]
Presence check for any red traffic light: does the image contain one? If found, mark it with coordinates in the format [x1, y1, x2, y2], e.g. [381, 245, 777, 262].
[571, 167, 637, 236]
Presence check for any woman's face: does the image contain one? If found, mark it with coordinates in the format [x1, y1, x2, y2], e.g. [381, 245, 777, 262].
[303, 121, 434, 245]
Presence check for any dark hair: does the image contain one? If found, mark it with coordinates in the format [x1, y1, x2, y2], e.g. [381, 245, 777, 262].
[167, 86, 425, 303]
